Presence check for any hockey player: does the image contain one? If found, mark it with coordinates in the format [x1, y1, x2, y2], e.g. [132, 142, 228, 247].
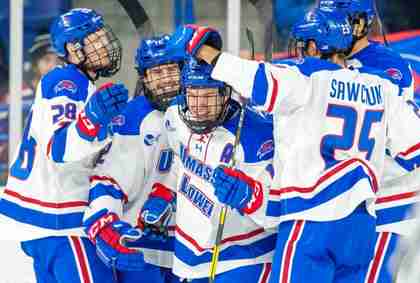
[145, 56, 275, 282]
[83, 34, 184, 282]
[291, 7, 420, 282]
[165, 9, 420, 283]
[317, 1, 419, 281]
[0, 8, 142, 283]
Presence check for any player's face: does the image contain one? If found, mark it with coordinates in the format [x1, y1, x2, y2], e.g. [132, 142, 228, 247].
[186, 87, 227, 122]
[144, 63, 181, 98]
[83, 28, 112, 70]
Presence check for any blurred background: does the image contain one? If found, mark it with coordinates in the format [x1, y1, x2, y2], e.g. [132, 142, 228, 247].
[0, 1, 418, 282]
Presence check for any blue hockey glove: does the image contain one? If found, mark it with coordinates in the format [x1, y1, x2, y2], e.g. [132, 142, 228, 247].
[168, 24, 222, 59]
[212, 166, 264, 214]
[77, 83, 128, 141]
[84, 211, 146, 271]
[137, 183, 175, 242]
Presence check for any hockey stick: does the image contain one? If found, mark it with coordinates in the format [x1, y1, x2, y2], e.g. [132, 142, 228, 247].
[117, 0, 155, 38]
[208, 28, 255, 283]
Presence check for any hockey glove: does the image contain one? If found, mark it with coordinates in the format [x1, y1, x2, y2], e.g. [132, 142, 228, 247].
[84, 211, 146, 271]
[77, 83, 128, 141]
[137, 183, 175, 242]
[168, 24, 222, 58]
[212, 165, 263, 214]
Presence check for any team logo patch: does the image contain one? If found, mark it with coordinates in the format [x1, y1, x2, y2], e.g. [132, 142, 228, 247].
[257, 139, 274, 160]
[111, 115, 125, 126]
[386, 68, 403, 81]
[144, 134, 161, 146]
[54, 80, 78, 94]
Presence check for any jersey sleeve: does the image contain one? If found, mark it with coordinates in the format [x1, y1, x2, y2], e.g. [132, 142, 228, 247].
[211, 52, 310, 114]
[83, 133, 142, 222]
[32, 76, 110, 163]
[387, 90, 420, 172]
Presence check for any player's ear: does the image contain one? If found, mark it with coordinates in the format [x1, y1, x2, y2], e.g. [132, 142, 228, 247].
[66, 43, 85, 65]
[353, 17, 366, 38]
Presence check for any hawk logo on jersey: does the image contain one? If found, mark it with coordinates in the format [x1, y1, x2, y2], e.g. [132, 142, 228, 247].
[54, 80, 78, 94]
[144, 134, 161, 146]
[386, 68, 403, 81]
[257, 139, 274, 160]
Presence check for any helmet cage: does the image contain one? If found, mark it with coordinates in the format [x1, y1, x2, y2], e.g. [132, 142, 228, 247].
[178, 85, 232, 135]
[134, 62, 181, 111]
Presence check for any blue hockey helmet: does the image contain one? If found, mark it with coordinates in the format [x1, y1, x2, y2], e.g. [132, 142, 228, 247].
[134, 35, 183, 111]
[319, 0, 376, 26]
[291, 8, 353, 56]
[135, 34, 184, 75]
[50, 8, 104, 57]
[178, 57, 232, 134]
[50, 8, 122, 79]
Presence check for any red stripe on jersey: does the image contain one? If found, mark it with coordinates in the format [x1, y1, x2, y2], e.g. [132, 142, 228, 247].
[281, 220, 304, 283]
[270, 158, 378, 196]
[266, 73, 279, 113]
[366, 232, 391, 283]
[398, 143, 420, 157]
[259, 263, 272, 283]
[376, 191, 419, 204]
[70, 236, 92, 283]
[90, 175, 128, 203]
[175, 225, 267, 253]
[4, 189, 88, 208]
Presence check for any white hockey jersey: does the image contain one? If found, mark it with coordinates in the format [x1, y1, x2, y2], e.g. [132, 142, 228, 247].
[0, 64, 111, 240]
[161, 100, 276, 279]
[84, 95, 175, 268]
[346, 42, 419, 236]
[211, 54, 420, 224]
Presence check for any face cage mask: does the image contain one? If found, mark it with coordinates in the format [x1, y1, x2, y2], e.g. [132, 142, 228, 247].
[71, 25, 122, 80]
[178, 86, 232, 135]
[288, 38, 309, 58]
[134, 63, 181, 111]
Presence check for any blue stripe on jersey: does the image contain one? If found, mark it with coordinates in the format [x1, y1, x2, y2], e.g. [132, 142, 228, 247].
[174, 233, 276, 266]
[41, 64, 89, 102]
[251, 63, 269, 107]
[50, 125, 69, 163]
[89, 184, 126, 203]
[127, 235, 174, 252]
[267, 165, 373, 217]
[113, 96, 155, 136]
[394, 154, 420, 172]
[376, 203, 414, 226]
[223, 101, 274, 163]
[0, 199, 84, 229]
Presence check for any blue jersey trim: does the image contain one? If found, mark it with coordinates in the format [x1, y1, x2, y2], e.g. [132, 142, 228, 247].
[223, 102, 274, 163]
[114, 96, 156, 136]
[376, 203, 414, 226]
[50, 125, 69, 163]
[41, 64, 89, 102]
[267, 165, 373, 217]
[174, 233, 276, 266]
[89, 184, 126, 203]
[0, 199, 84, 230]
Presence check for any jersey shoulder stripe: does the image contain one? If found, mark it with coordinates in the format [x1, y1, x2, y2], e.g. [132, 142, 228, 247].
[113, 96, 156, 135]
